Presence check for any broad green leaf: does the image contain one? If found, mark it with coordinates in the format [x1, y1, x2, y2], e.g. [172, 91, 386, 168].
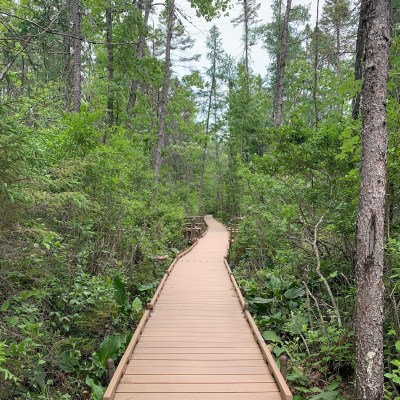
[85, 376, 105, 400]
[93, 334, 122, 366]
[113, 276, 129, 309]
[262, 330, 282, 343]
[284, 288, 304, 299]
[132, 297, 143, 313]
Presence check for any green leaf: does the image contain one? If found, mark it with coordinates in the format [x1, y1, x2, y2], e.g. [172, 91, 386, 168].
[0, 300, 10, 312]
[85, 376, 105, 400]
[132, 297, 143, 313]
[262, 330, 282, 343]
[395, 341, 400, 353]
[93, 334, 122, 366]
[113, 276, 129, 309]
[284, 288, 304, 299]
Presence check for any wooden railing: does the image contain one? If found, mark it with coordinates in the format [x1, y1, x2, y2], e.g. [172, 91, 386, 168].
[228, 216, 244, 243]
[184, 215, 206, 242]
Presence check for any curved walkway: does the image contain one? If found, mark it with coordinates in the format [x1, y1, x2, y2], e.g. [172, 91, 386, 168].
[104, 216, 292, 400]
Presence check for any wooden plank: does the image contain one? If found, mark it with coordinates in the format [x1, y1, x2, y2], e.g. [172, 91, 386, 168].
[136, 342, 257, 348]
[140, 332, 253, 338]
[116, 382, 279, 393]
[134, 347, 261, 354]
[139, 337, 253, 343]
[120, 374, 275, 384]
[141, 326, 248, 334]
[114, 393, 283, 400]
[128, 359, 267, 367]
[124, 366, 271, 375]
[131, 354, 262, 361]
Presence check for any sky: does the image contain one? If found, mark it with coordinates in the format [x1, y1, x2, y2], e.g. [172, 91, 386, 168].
[168, 0, 323, 77]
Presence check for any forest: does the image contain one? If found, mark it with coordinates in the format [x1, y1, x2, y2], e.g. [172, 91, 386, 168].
[0, 0, 398, 398]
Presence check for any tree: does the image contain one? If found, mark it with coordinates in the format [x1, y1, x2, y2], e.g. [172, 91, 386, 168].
[199, 25, 226, 213]
[106, 4, 114, 128]
[231, 0, 260, 75]
[352, 0, 367, 120]
[126, 0, 153, 113]
[354, 0, 391, 397]
[274, 0, 291, 127]
[154, 0, 175, 177]
[72, 0, 82, 112]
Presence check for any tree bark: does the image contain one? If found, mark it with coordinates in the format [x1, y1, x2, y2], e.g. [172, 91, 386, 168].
[312, 0, 320, 128]
[244, 0, 249, 75]
[72, 0, 81, 113]
[352, 0, 367, 120]
[274, 0, 291, 127]
[355, 0, 391, 397]
[127, 0, 152, 113]
[154, 0, 174, 177]
[106, 6, 114, 128]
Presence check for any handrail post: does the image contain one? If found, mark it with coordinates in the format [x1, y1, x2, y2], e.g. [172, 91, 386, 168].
[280, 353, 288, 381]
[107, 358, 115, 383]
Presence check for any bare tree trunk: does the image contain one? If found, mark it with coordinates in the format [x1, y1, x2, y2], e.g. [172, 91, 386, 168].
[154, 0, 174, 177]
[63, 34, 72, 111]
[352, 0, 367, 120]
[334, 0, 341, 78]
[72, 0, 81, 113]
[274, 0, 291, 127]
[312, 0, 320, 128]
[244, 0, 249, 75]
[199, 43, 217, 213]
[127, 0, 152, 113]
[106, 6, 114, 128]
[355, 0, 391, 396]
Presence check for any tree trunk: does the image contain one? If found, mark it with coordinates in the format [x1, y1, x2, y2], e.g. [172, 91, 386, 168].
[244, 0, 249, 75]
[312, 0, 320, 128]
[355, 0, 391, 397]
[199, 74, 216, 213]
[106, 6, 114, 128]
[274, 0, 291, 127]
[127, 0, 152, 113]
[72, 0, 81, 113]
[154, 0, 174, 177]
[352, 0, 367, 120]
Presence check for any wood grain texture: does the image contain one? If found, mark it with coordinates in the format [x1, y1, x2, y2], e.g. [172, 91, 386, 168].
[103, 216, 292, 400]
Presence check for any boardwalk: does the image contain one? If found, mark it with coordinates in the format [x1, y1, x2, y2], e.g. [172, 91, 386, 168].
[104, 216, 292, 400]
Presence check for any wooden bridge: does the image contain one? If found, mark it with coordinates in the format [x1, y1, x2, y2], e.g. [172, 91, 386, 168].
[104, 216, 292, 400]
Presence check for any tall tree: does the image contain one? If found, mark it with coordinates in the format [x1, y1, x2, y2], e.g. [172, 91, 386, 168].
[199, 25, 225, 213]
[352, 0, 367, 120]
[231, 0, 260, 75]
[274, 0, 291, 127]
[154, 0, 175, 176]
[126, 0, 153, 113]
[106, 5, 114, 128]
[354, 0, 391, 397]
[72, 0, 82, 112]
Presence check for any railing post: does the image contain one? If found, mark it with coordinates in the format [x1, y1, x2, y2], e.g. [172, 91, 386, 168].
[82, 391, 90, 400]
[107, 358, 115, 383]
[191, 218, 196, 241]
[279, 353, 288, 381]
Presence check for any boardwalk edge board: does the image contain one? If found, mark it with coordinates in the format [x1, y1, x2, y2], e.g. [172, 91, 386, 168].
[103, 233, 203, 400]
[223, 257, 293, 400]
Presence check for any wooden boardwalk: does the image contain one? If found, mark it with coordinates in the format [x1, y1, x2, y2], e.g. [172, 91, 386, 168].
[104, 216, 292, 400]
